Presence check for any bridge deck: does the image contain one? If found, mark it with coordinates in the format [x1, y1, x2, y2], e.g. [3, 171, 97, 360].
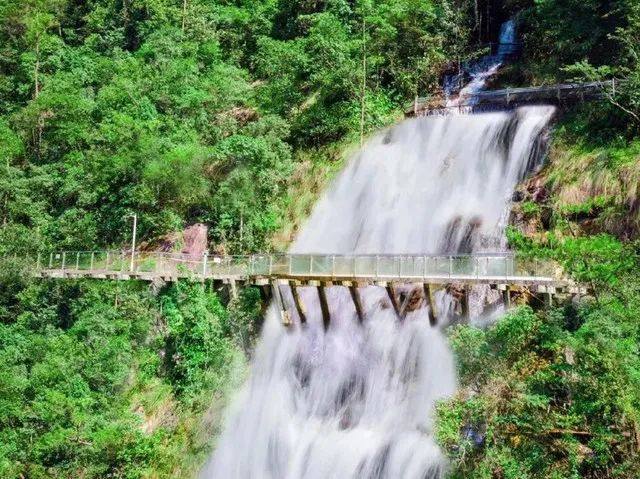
[24, 251, 586, 325]
[31, 251, 573, 292]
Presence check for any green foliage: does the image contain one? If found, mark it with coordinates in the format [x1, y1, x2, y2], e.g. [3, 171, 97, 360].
[519, 0, 640, 136]
[225, 287, 264, 356]
[439, 300, 640, 478]
[161, 281, 233, 397]
[557, 234, 635, 288]
[0, 278, 246, 478]
[0, 0, 477, 255]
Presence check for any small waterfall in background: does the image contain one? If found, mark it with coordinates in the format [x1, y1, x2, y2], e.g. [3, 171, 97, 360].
[445, 19, 519, 109]
[202, 19, 554, 479]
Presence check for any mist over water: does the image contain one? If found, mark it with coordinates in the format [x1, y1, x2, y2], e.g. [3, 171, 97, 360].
[201, 103, 554, 479]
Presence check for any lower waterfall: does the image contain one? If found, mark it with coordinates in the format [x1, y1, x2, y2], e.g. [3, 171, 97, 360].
[201, 105, 555, 478]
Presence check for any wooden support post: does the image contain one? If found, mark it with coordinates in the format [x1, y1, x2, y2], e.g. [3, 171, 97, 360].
[349, 284, 364, 323]
[423, 283, 438, 326]
[502, 286, 511, 308]
[259, 285, 271, 317]
[229, 279, 238, 301]
[259, 285, 272, 302]
[461, 285, 470, 320]
[399, 290, 412, 320]
[318, 285, 331, 331]
[290, 282, 307, 324]
[271, 281, 290, 326]
[385, 284, 401, 317]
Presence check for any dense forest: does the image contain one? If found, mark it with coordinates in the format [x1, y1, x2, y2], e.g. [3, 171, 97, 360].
[1, 0, 640, 477]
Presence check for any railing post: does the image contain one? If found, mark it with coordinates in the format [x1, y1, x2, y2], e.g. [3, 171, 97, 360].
[375, 255, 379, 278]
[332, 255, 336, 277]
[202, 251, 208, 278]
[288, 255, 292, 275]
[309, 255, 313, 275]
[353, 255, 357, 278]
[75, 252, 80, 270]
[61, 252, 66, 271]
[90, 252, 95, 271]
[612, 78, 616, 98]
[36, 252, 41, 270]
[448, 255, 453, 278]
[106, 251, 110, 271]
[49, 252, 53, 268]
[268, 255, 273, 276]
[423, 255, 427, 279]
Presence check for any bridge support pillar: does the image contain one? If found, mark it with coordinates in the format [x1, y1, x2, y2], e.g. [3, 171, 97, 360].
[271, 281, 291, 327]
[228, 279, 238, 301]
[460, 285, 470, 321]
[259, 285, 272, 318]
[290, 282, 307, 324]
[423, 283, 438, 326]
[385, 284, 401, 318]
[317, 285, 331, 331]
[542, 286, 555, 308]
[501, 285, 511, 308]
[349, 284, 365, 323]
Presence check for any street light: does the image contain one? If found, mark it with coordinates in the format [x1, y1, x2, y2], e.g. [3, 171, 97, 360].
[129, 213, 137, 272]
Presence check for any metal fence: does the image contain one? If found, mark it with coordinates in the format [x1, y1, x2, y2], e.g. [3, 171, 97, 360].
[25, 251, 559, 282]
[409, 79, 619, 115]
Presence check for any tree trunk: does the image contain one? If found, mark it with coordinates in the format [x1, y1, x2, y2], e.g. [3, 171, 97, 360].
[34, 37, 40, 99]
[182, 0, 188, 33]
[360, 18, 367, 148]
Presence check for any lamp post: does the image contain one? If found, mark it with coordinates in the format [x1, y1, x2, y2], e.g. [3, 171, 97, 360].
[129, 213, 137, 272]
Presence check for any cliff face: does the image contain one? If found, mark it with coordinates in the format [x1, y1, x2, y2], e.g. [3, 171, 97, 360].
[510, 116, 640, 243]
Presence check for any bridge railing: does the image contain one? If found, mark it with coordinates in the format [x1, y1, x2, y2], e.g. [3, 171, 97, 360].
[29, 251, 560, 282]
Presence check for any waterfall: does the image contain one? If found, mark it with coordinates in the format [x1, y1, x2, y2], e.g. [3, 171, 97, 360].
[202, 16, 554, 478]
[201, 105, 555, 478]
[445, 19, 520, 107]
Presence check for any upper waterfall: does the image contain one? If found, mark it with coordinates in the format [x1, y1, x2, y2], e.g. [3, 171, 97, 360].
[293, 106, 555, 255]
[446, 19, 520, 107]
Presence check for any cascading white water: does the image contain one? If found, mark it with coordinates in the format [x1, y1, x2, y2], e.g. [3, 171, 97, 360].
[446, 19, 519, 107]
[202, 17, 554, 477]
[201, 106, 554, 479]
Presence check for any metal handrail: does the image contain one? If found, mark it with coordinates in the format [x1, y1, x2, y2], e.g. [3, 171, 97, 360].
[410, 79, 620, 114]
[17, 250, 560, 282]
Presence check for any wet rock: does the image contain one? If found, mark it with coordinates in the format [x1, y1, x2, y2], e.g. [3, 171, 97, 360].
[512, 190, 524, 202]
